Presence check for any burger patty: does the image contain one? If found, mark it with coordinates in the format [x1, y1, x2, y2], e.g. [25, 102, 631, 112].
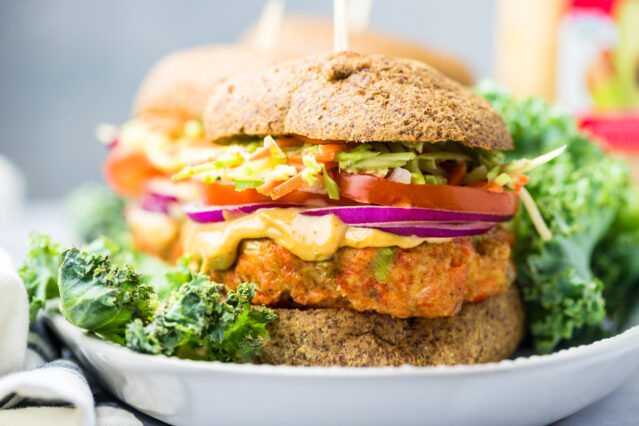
[215, 226, 515, 319]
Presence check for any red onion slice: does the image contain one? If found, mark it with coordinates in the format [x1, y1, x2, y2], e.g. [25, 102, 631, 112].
[357, 221, 495, 238]
[141, 192, 179, 214]
[183, 202, 302, 223]
[302, 206, 513, 224]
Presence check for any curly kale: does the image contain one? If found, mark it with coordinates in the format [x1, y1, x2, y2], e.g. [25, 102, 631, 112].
[64, 183, 186, 299]
[125, 274, 221, 356]
[126, 281, 276, 363]
[58, 248, 157, 343]
[65, 184, 129, 247]
[19, 234, 62, 321]
[593, 190, 639, 330]
[208, 283, 277, 362]
[478, 82, 639, 353]
[84, 236, 185, 301]
[21, 234, 277, 362]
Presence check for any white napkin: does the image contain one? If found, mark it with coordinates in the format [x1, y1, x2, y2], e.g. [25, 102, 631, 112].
[0, 245, 28, 376]
[0, 245, 141, 426]
[0, 360, 95, 426]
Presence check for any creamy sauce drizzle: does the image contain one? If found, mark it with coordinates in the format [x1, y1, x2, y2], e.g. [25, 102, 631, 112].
[181, 208, 450, 272]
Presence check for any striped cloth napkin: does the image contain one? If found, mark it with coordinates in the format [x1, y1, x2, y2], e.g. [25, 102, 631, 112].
[0, 246, 146, 426]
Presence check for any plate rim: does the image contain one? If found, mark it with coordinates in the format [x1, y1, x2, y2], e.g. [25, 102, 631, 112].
[47, 313, 639, 378]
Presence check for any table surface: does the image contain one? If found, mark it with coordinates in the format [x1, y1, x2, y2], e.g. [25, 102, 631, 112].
[2, 200, 638, 426]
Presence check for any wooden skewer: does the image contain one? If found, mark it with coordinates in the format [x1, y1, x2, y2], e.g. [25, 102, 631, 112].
[253, 0, 286, 52]
[333, 0, 349, 53]
[348, 0, 373, 31]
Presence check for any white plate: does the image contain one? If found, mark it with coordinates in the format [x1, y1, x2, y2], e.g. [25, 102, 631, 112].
[46, 314, 639, 426]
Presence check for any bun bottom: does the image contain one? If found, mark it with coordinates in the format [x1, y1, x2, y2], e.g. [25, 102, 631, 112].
[259, 284, 525, 367]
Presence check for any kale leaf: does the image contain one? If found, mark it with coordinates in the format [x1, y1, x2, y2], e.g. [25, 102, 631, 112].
[479, 82, 639, 353]
[84, 236, 187, 301]
[126, 281, 276, 363]
[20, 234, 277, 362]
[125, 274, 221, 356]
[65, 184, 129, 247]
[593, 190, 639, 330]
[206, 283, 277, 363]
[19, 233, 62, 321]
[58, 248, 157, 343]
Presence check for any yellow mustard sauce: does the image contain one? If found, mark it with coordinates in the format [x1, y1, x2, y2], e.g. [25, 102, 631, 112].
[181, 208, 450, 272]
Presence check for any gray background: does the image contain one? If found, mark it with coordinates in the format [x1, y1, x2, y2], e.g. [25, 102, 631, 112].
[0, 0, 495, 198]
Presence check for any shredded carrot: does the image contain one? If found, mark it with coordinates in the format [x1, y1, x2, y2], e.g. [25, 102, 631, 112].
[256, 180, 282, 196]
[288, 144, 346, 165]
[486, 182, 504, 193]
[468, 180, 506, 193]
[319, 144, 349, 155]
[307, 152, 335, 163]
[513, 174, 530, 193]
[447, 161, 467, 186]
[287, 154, 304, 165]
[271, 172, 305, 199]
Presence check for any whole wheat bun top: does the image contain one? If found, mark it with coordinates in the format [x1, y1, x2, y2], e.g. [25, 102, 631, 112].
[240, 15, 474, 86]
[133, 45, 275, 121]
[204, 51, 513, 150]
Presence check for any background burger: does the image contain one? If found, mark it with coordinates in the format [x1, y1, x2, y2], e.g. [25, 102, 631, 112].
[101, 45, 275, 260]
[240, 14, 474, 86]
[171, 51, 546, 366]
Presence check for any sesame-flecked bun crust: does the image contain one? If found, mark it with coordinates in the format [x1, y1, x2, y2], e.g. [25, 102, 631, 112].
[240, 15, 474, 86]
[204, 51, 513, 149]
[133, 45, 275, 120]
[259, 284, 525, 367]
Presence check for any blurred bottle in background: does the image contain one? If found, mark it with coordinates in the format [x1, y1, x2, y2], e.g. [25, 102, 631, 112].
[496, 0, 639, 185]
[557, 0, 638, 112]
[495, 0, 563, 100]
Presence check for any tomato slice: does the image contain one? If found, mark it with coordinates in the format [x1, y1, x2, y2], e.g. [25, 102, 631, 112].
[197, 172, 518, 215]
[104, 148, 163, 197]
[199, 182, 271, 205]
[198, 181, 349, 206]
[334, 173, 518, 215]
[271, 172, 305, 200]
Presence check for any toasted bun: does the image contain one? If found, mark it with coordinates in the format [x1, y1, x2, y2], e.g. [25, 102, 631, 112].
[204, 52, 512, 149]
[240, 15, 474, 86]
[259, 284, 524, 367]
[133, 45, 274, 120]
